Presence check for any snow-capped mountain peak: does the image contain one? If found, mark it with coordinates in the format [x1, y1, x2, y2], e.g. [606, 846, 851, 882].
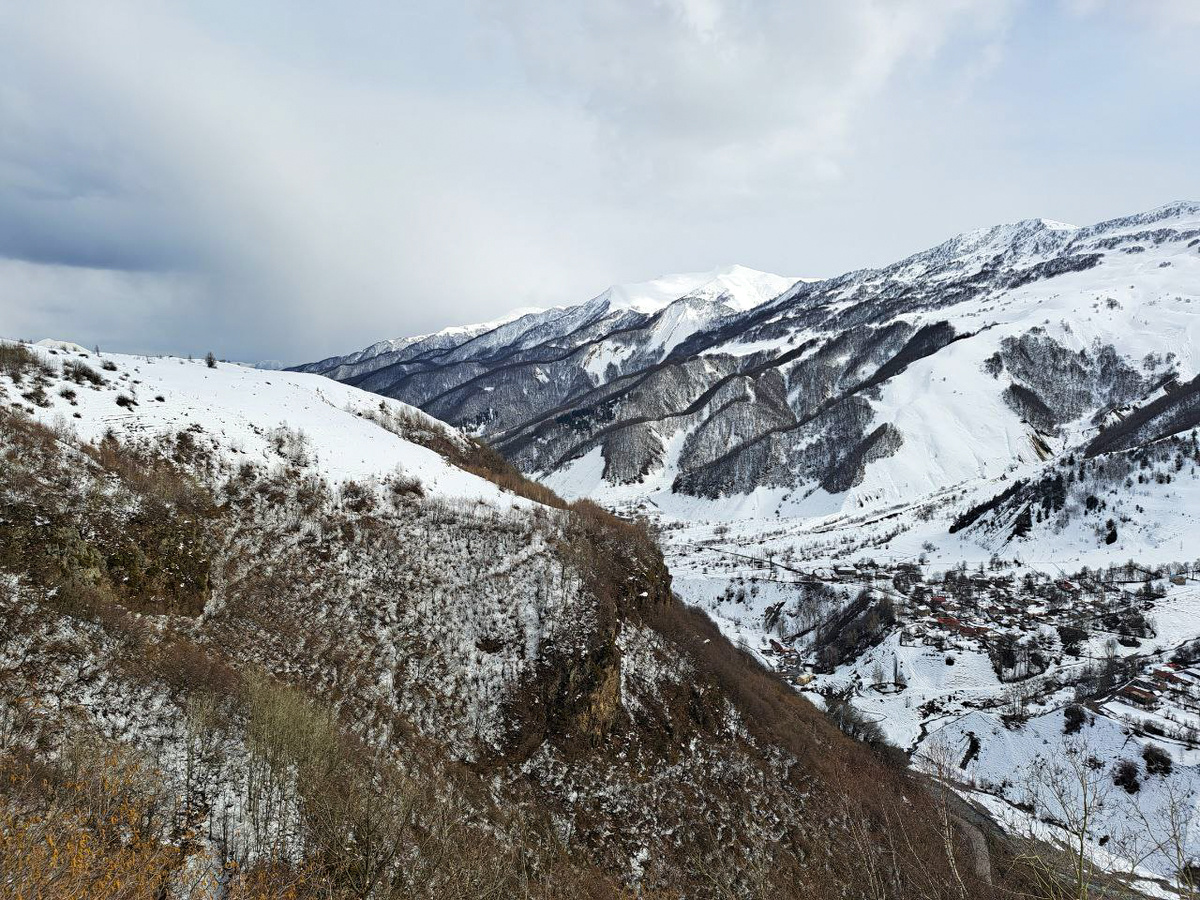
[595, 264, 801, 316]
[292, 264, 805, 393]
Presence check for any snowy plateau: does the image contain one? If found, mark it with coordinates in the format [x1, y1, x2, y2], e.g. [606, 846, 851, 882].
[301, 201, 1200, 892]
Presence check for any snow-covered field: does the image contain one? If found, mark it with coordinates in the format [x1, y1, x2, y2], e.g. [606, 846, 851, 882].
[13, 339, 526, 507]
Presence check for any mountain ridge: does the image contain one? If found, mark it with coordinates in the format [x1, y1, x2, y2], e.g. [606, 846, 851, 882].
[298, 201, 1197, 520]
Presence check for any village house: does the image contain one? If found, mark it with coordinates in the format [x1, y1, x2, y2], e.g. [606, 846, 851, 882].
[1118, 684, 1158, 708]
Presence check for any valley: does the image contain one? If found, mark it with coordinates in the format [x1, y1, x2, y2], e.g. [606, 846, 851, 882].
[0, 338, 1014, 899]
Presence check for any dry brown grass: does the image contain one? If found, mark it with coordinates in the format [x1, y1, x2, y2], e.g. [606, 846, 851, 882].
[457, 438, 568, 509]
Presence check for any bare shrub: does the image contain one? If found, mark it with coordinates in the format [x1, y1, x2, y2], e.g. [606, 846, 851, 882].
[459, 439, 567, 508]
[62, 359, 105, 386]
[0, 739, 181, 900]
[339, 479, 377, 513]
[1143, 743, 1173, 777]
[1113, 758, 1141, 794]
[388, 471, 424, 500]
[269, 424, 313, 468]
[0, 343, 51, 384]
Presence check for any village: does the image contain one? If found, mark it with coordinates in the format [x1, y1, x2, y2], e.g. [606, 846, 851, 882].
[739, 553, 1200, 736]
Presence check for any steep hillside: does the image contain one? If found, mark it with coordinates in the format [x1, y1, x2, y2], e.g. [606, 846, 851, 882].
[0, 340, 1028, 899]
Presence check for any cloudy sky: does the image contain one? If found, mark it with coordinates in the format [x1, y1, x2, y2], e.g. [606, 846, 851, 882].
[1, 0, 1197, 364]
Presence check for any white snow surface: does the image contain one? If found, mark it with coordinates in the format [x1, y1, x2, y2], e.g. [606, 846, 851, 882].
[595, 264, 803, 315]
[9, 343, 528, 507]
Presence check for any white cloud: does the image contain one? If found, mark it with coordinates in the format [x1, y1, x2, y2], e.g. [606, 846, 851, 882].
[0, 1, 625, 359]
[482, 0, 1015, 196]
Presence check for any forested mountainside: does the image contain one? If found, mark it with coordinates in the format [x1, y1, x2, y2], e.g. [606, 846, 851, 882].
[0, 339, 1041, 899]
[299, 202, 1198, 516]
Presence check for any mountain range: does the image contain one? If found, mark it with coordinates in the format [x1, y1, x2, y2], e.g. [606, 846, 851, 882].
[296, 203, 1199, 523]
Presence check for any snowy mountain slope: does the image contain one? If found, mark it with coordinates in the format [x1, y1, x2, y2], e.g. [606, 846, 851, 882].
[5, 342, 521, 505]
[292, 201, 1200, 680]
[0, 336, 1020, 898]
[290, 265, 803, 433]
[514, 202, 1200, 511]
[302, 203, 1198, 535]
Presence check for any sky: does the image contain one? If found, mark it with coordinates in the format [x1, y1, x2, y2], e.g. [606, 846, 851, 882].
[0, 0, 1198, 364]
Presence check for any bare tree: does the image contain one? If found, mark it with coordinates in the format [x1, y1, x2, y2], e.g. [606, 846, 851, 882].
[1124, 777, 1200, 900]
[1018, 738, 1111, 900]
[917, 736, 972, 900]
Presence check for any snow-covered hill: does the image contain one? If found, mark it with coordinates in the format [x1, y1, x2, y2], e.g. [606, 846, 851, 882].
[1, 339, 592, 760]
[11, 341, 521, 505]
